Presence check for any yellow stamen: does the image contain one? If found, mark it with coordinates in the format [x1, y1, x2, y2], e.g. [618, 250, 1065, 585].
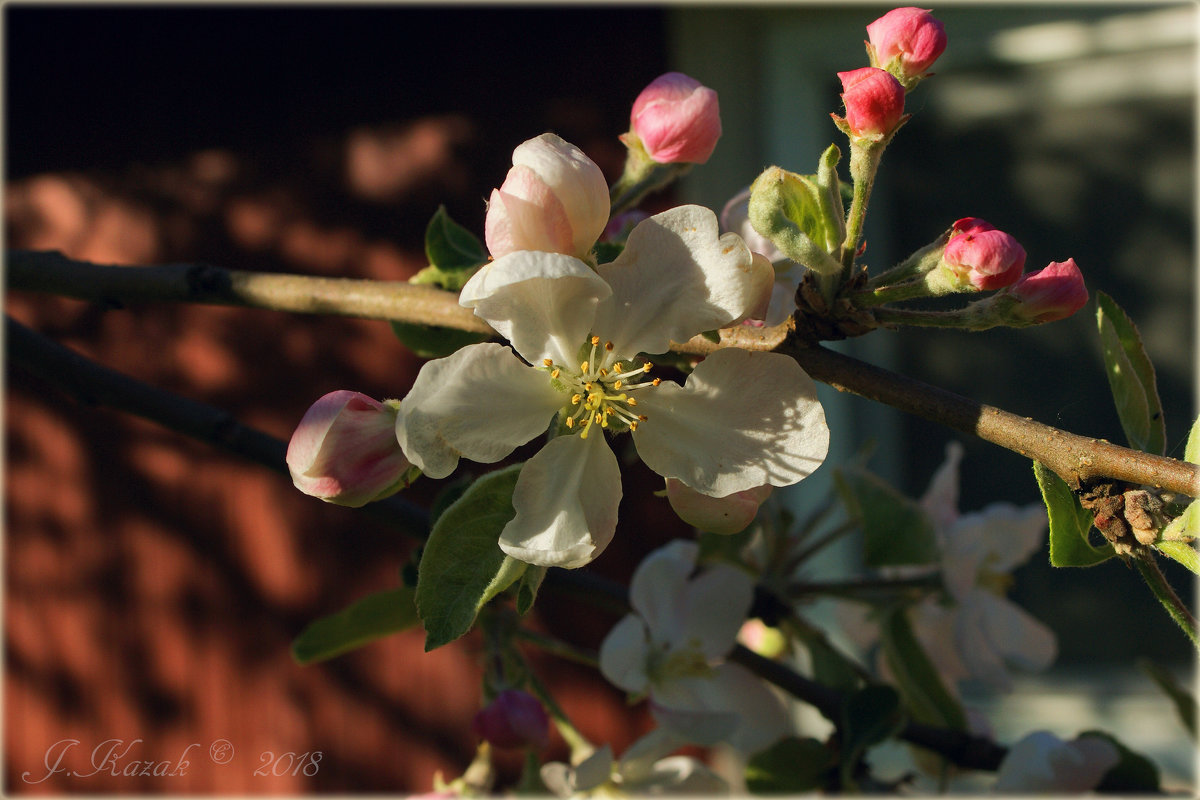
[571, 394, 582, 404]
[652, 378, 661, 386]
[629, 421, 639, 431]
[642, 363, 652, 373]
[565, 417, 575, 428]
[543, 358, 553, 367]
[591, 335, 600, 346]
[551, 369, 560, 379]
[613, 363, 623, 374]
[614, 380, 623, 389]
[627, 397, 638, 407]
[580, 361, 589, 373]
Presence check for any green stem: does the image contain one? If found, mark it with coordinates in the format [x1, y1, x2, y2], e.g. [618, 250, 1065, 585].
[853, 279, 932, 308]
[839, 143, 884, 270]
[786, 574, 943, 601]
[514, 628, 599, 668]
[1133, 554, 1199, 650]
[609, 161, 691, 218]
[871, 306, 987, 330]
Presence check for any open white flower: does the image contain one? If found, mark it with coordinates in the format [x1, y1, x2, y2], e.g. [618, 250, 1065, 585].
[540, 729, 728, 798]
[396, 204, 828, 568]
[599, 541, 791, 755]
[993, 731, 1119, 793]
[918, 442, 1057, 692]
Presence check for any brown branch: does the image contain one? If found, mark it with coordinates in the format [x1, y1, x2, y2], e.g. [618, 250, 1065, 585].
[9, 249, 1197, 497]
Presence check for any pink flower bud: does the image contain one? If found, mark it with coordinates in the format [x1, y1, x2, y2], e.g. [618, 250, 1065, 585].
[1009, 259, 1089, 323]
[665, 478, 772, 535]
[471, 689, 550, 750]
[835, 68, 906, 141]
[940, 217, 1026, 291]
[625, 72, 722, 164]
[866, 8, 947, 86]
[484, 133, 609, 261]
[286, 390, 414, 507]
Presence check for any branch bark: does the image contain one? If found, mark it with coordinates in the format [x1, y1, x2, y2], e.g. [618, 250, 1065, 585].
[9, 249, 1197, 497]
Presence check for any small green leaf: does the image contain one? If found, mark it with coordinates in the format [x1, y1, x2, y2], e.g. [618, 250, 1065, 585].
[291, 586, 419, 664]
[1137, 658, 1197, 740]
[390, 320, 489, 359]
[1033, 462, 1114, 567]
[411, 205, 489, 291]
[1082, 730, 1161, 793]
[1155, 539, 1199, 574]
[1184, 414, 1200, 464]
[416, 464, 529, 650]
[515, 566, 547, 615]
[879, 606, 966, 732]
[1097, 292, 1166, 455]
[744, 737, 834, 793]
[834, 468, 939, 567]
[840, 685, 905, 790]
[748, 166, 844, 277]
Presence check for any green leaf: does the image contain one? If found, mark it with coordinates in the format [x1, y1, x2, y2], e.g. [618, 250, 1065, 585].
[389, 320, 489, 359]
[834, 468, 939, 567]
[515, 566, 546, 615]
[1033, 461, 1114, 567]
[416, 464, 529, 650]
[1096, 292, 1166, 455]
[291, 586, 419, 664]
[1137, 658, 1197, 740]
[1082, 730, 1161, 793]
[744, 737, 834, 793]
[1184, 414, 1200, 464]
[1155, 539, 1199, 574]
[839, 685, 905, 790]
[411, 205, 489, 291]
[879, 606, 967, 732]
[748, 166, 844, 277]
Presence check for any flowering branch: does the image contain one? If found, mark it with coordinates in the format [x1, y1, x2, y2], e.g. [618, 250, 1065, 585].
[10, 248, 1196, 497]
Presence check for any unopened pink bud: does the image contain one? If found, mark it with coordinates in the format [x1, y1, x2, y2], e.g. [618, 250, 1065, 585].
[666, 478, 772, 535]
[940, 217, 1026, 291]
[472, 689, 550, 750]
[835, 68, 906, 141]
[866, 8, 947, 86]
[626, 72, 722, 164]
[484, 133, 609, 261]
[1009, 259, 1089, 322]
[286, 390, 414, 507]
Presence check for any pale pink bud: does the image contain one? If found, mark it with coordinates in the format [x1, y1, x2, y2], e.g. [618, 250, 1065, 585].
[942, 217, 1026, 290]
[835, 68, 906, 140]
[471, 689, 550, 750]
[286, 390, 413, 508]
[665, 478, 772, 535]
[626, 72, 722, 164]
[484, 133, 609, 261]
[1009, 259, 1089, 323]
[866, 8, 947, 85]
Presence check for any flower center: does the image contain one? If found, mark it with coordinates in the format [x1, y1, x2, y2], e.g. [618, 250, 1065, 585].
[542, 335, 659, 439]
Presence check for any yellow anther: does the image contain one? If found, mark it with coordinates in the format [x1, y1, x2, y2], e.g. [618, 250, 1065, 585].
[591, 335, 601, 346]
[638, 414, 648, 421]
[599, 368, 608, 377]
[584, 382, 593, 391]
[605, 407, 615, 415]
[627, 397, 638, 407]
[629, 421, 639, 432]
[565, 417, 575, 428]
[642, 363, 652, 373]
[651, 378, 661, 386]
[551, 369, 560, 379]
[613, 363, 623, 374]
[614, 380, 623, 389]
[571, 394, 582, 404]
[580, 361, 589, 373]
[594, 412, 603, 424]
[605, 341, 614, 351]
[543, 358, 553, 367]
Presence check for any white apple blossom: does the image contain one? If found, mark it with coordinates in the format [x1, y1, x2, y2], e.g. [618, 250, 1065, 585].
[396, 202, 828, 569]
[598, 541, 792, 755]
[992, 731, 1119, 793]
[918, 442, 1057, 692]
[540, 729, 728, 798]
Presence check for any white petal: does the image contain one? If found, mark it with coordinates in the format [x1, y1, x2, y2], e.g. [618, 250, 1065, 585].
[654, 664, 791, 755]
[633, 348, 829, 496]
[629, 540, 698, 642]
[593, 205, 766, 356]
[599, 614, 653, 694]
[973, 590, 1057, 673]
[571, 745, 615, 793]
[396, 343, 561, 478]
[616, 728, 689, 782]
[964, 502, 1048, 573]
[650, 696, 740, 747]
[628, 757, 729, 796]
[459, 250, 610, 366]
[921, 440, 963, 533]
[499, 432, 622, 568]
[679, 564, 755, 659]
